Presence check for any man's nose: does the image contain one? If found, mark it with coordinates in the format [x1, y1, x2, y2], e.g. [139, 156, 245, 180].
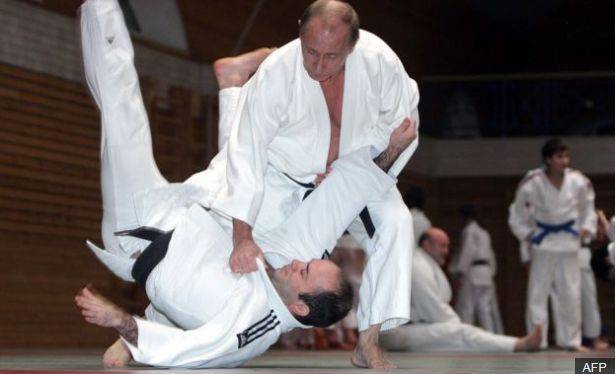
[291, 260, 303, 270]
[315, 57, 324, 73]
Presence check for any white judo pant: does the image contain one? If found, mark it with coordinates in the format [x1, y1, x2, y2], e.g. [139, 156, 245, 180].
[580, 267, 601, 338]
[379, 322, 516, 352]
[526, 250, 581, 348]
[455, 280, 498, 333]
[81, 0, 168, 256]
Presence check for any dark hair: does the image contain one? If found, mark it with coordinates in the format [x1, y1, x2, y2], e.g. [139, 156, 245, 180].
[404, 186, 426, 209]
[459, 204, 476, 219]
[418, 231, 431, 247]
[295, 273, 353, 327]
[541, 138, 568, 161]
[299, 0, 360, 46]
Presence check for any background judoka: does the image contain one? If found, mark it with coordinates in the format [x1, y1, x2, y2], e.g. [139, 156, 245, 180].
[449, 205, 503, 334]
[509, 138, 596, 351]
[75, 0, 417, 367]
[380, 228, 542, 353]
[208, 0, 421, 367]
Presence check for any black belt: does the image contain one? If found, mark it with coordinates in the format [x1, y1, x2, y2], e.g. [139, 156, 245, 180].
[284, 173, 376, 239]
[472, 259, 489, 266]
[116, 227, 174, 289]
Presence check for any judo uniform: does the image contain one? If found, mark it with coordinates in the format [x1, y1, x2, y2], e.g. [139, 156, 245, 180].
[80, 0, 396, 367]
[452, 220, 503, 333]
[379, 247, 517, 352]
[410, 207, 431, 245]
[508, 167, 596, 348]
[578, 247, 602, 339]
[206, 27, 420, 332]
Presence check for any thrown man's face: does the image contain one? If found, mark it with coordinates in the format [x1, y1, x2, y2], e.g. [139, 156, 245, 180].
[300, 17, 354, 82]
[272, 259, 340, 302]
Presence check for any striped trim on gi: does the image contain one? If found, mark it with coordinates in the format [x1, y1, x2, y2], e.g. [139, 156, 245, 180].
[236, 310, 280, 349]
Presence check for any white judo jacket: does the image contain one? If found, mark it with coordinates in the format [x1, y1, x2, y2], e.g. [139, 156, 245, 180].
[411, 248, 460, 324]
[209, 30, 420, 227]
[90, 201, 306, 368]
[509, 167, 596, 259]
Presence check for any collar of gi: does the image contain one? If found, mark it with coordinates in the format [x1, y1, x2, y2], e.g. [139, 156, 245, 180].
[255, 259, 310, 330]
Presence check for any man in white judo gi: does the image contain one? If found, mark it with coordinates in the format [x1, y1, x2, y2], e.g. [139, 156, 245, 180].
[211, 0, 420, 367]
[76, 0, 416, 367]
[450, 205, 502, 333]
[508, 138, 596, 350]
[379, 228, 542, 352]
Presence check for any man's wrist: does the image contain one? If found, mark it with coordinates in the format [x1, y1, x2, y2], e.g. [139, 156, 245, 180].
[232, 219, 254, 246]
[116, 313, 138, 346]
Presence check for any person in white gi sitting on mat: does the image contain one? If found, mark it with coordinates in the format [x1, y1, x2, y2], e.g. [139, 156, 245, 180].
[75, 0, 416, 368]
[379, 228, 542, 353]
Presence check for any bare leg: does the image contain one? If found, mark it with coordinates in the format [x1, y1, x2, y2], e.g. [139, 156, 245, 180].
[103, 338, 132, 367]
[514, 325, 543, 352]
[351, 324, 395, 369]
[213, 48, 275, 88]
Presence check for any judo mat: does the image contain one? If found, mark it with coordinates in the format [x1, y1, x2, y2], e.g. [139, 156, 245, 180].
[0, 349, 613, 373]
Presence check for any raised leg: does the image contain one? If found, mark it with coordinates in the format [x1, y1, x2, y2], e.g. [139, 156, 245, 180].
[81, 0, 167, 255]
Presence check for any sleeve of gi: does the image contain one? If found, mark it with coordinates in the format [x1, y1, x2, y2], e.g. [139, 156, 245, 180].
[210, 70, 287, 226]
[121, 284, 267, 368]
[258, 148, 396, 260]
[577, 175, 597, 235]
[508, 177, 536, 242]
[364, 55, 420, 177]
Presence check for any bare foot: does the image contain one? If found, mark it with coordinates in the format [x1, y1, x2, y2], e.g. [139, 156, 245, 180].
[102, 338, 131, 367]
[213, 47, 275, 89]
[514, 325, 542, 352]
[569, 345, 591, 352]
[350, 325, 396, 369]
[591, 338, 610, 351]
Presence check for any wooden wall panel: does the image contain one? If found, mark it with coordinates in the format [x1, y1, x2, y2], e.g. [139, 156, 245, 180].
[0, 63, 219, 348]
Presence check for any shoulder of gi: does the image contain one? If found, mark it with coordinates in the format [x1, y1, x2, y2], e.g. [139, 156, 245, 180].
[516, 168, 543, 192]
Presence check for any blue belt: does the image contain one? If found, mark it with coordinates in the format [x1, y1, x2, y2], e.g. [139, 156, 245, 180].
[531, 220, 578, 245]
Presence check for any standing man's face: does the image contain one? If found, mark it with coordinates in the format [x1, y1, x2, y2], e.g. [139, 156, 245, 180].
[300, 17, 354, 82]
[545, 150, 570, 174]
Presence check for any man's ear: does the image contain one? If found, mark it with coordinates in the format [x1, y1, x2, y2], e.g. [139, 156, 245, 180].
[288, 300, 309, 317]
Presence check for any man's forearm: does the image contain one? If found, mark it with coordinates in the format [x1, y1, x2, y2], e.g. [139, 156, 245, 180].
[373, 145, 402, 173]
[116, 314, 139, 346]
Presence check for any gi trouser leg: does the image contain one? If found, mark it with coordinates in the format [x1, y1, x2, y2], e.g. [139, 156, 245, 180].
[455, 277, 476, 325]
[475, 285, 496, 333]
[346, 190, 412, 331]
[549, 252, 582, 347]
[526, 250, 555, 348]
[380, 322, 516, 352]
[81, 0, 167, 255]
[580, 268, 602, 339]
